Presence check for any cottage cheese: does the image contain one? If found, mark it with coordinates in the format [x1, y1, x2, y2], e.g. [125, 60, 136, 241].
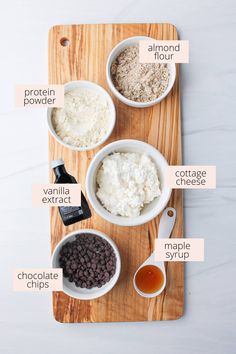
[52, 88, 111, 148]
[96, 152, 161, 217]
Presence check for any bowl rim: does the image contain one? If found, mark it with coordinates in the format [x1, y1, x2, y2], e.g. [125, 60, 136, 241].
[86, 139, 172, 227]
[106, 35, 176, 108]
[47, 80, 116, 151]
[51, 228, 121, 300]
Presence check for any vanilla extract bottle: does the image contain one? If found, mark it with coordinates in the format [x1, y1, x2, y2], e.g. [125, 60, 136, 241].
[51, 159, 91, 226]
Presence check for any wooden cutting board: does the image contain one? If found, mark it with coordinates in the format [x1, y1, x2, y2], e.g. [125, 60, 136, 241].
[48, 23, 184, 323]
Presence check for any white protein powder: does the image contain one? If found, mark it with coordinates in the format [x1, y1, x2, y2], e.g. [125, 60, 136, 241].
[52, 88, 111, 148]
[96, 152, 161, 217]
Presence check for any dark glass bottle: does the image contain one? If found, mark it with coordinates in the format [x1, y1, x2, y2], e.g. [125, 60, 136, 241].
[51, 159, 91, 226]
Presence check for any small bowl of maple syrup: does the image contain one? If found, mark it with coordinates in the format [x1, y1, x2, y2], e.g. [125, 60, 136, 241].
[133, 263, 166, 298]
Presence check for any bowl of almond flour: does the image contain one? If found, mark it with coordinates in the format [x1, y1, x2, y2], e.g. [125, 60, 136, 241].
[47, 81, 116, 151]
[106, 36, 176, 108]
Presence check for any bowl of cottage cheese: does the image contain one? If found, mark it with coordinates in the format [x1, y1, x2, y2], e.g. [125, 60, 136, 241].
[86, 139, 172, 226]
[47, 80, 116, 151]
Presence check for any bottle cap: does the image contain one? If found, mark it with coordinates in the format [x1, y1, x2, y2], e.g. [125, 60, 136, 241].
[51, 159, 64, 169]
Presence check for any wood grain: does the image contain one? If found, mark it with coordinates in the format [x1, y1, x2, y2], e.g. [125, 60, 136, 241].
[48, 23, 184, 323]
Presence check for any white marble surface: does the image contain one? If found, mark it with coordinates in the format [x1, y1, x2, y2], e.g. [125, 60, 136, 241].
[0, 0, 236, 353]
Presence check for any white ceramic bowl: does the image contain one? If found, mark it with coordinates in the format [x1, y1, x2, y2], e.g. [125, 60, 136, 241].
[86, 139, 172, 227]
[52, 229, 121, 300]
[47, 80, 116, 151]
[106, 36, 176, 108]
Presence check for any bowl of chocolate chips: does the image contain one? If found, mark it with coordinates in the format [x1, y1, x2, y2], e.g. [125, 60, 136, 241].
[52, 229, 121, 300]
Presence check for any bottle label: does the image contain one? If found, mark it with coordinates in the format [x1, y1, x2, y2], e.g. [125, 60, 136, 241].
[60, 206, 83, 215]
[32, 184, 81, 207]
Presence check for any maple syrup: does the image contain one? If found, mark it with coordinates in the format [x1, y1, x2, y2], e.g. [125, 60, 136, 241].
[135, 265, 164, 294]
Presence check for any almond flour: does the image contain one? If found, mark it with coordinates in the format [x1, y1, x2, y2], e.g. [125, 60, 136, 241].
[111, 45, 169, 102]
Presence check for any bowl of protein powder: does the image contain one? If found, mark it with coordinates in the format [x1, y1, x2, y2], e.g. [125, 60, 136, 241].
[86, 139, 172, 227]
[106, 36, 176, 108]
[47, 81, 116, 151]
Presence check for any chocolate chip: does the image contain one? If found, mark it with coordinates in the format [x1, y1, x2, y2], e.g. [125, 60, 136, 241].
[59, 233, 117, 290]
